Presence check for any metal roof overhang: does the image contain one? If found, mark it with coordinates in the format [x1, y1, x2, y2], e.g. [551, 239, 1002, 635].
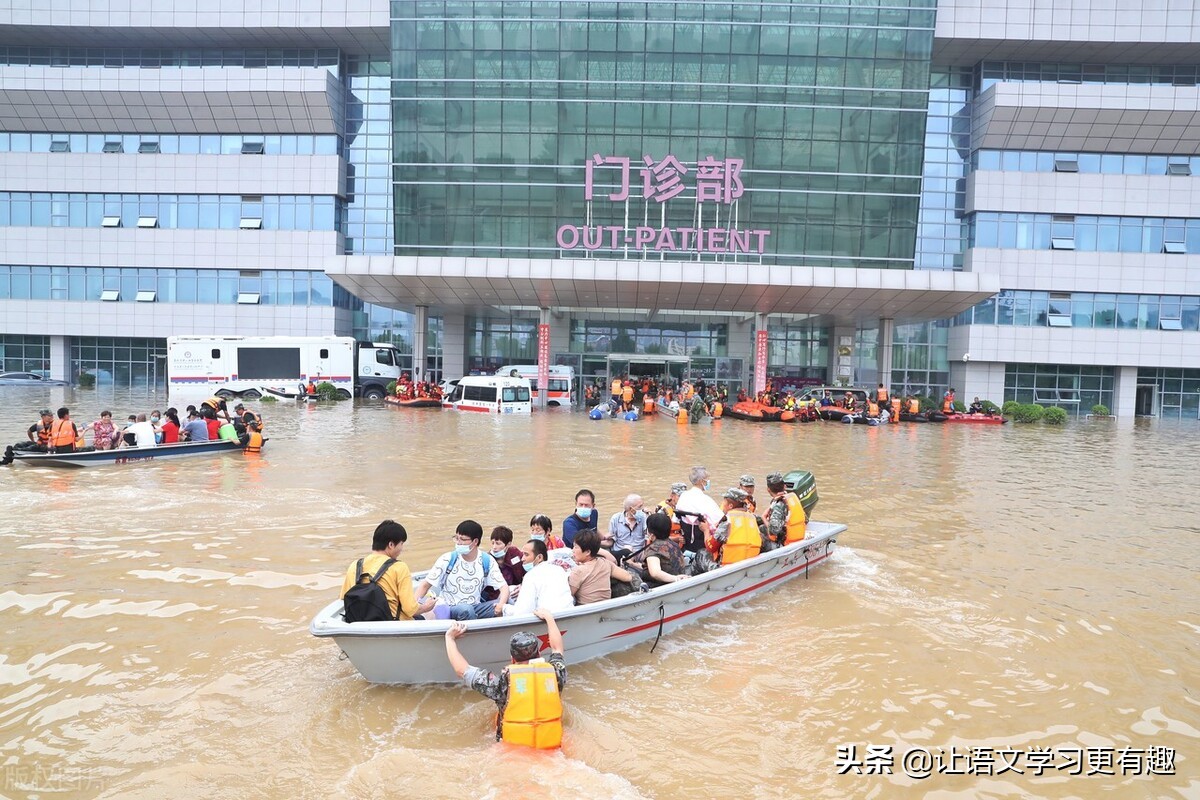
[325, 256, 1000, 326]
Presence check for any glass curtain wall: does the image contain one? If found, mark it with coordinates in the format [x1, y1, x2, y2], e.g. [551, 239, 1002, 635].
[890, 320, 949, 398]
[1005, 364, 1114, 416]
[343, 57, 395, 255]
[0, 334, 50, 373]
[393, 0, 935, 268]
[71, 337, 168, 389]
[1136, 367, 1200, 420]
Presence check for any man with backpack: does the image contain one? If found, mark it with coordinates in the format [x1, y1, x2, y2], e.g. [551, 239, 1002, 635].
[414, 520, 508, 620]
[341, 520, 417, 622]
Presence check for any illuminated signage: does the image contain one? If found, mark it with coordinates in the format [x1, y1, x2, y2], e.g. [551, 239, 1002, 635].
[556, 154, 771, 255]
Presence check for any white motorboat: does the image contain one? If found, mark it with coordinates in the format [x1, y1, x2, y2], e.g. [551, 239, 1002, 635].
[310, 520, 845, 684]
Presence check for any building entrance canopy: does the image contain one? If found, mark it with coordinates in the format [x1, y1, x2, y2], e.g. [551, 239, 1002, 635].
[327, 256, 999, 326]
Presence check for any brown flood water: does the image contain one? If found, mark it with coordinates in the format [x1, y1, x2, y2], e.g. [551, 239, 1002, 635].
[0, 386, 1197, 800]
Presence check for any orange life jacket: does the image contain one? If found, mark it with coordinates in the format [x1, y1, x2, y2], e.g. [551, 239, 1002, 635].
[907, 398, 920, 414]
[867, 399, 880, 416]
[622, 386, 634, 402]
[712, 402, 723, 419]
[642, 396, 656, 413]
[499, 658, 562, 749]
[246, 431, 264, 453]
[876, 387, 888, 401]
[720, 510, 761, 566]
[610, 379, 621, 395]
[942, 396, 954, 413]
[890, 397, 902, 421]
[782, 492, 807, 544]
[49, 418, 76, 448]
[33, 421, 52, 446]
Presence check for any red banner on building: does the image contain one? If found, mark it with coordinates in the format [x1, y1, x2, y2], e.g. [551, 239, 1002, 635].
[754, 329, 768, 395]
[537, 323, 551, 396]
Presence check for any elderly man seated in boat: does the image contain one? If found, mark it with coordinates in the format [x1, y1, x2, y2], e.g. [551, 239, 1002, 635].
[674, 465, 724, 557]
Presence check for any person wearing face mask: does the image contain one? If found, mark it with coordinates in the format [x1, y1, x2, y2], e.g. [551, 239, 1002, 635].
[675, 465, 724, 556]
[489, 526, 526, 599]
[605, 494, 647, 561]
[414, 520, 509, 620]
[497, 539, 573, 617]
[561, 489, 598, 548]
[529, 514, 566, 550]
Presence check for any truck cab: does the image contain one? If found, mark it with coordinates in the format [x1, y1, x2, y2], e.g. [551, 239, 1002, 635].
[356, 342, 404, 400]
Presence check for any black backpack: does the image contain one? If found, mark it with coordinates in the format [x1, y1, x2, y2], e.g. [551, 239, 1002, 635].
[343, 558, 396, 623]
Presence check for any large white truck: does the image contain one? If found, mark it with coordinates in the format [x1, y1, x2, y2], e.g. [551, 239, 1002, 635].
[166, 336, 404, 400]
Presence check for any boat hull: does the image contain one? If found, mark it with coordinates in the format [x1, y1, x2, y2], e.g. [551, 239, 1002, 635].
[311, 521, 844, 684]
[10, 439, 258, 468]
[384, 397, 441, 409]
[946, 414, 1007, 425]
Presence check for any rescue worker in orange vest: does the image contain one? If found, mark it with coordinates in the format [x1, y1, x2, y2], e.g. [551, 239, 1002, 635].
[621, 381, 635, 412]
[48, 407, 78, 454]
[867, 397, 881, 417]
[696, 488, 766, 573]
[244, 421, 265, 453]
[306, 379, 318, 396]
[610, 376, 622, 406]
[642, 393, 656, 415]
[200, 396, 232, 422]
[876, 383, 889, 405]
[765, 471, 807, 547]
[738, 473, 758, 516]
[653, 482, 688, 549]
[843, 392, 858, 412]
[942, 388, 957, 414]
[907, 396, 921, 415]
[24, 409, 56, 452]
[890, 396, 903, 423]
[445, 607, 566, 749]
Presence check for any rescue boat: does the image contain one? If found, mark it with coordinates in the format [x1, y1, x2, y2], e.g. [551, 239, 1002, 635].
[384, 396, 442, 409]
[5, 438, 264, 469]
[311, 519, 844, 684]
[725, 401, 795, 422]
[945, 413, 1007, 425]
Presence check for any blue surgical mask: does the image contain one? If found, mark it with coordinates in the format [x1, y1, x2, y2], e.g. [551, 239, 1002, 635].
[151, 416, 160, 423]
[490, 546, 507, 556]
[704, 480, 711, 491]
[531, 533, 545, 542]
[576, 507, 591, 519]
[454, 544, 470, 555]
[523, 562, 535, 572]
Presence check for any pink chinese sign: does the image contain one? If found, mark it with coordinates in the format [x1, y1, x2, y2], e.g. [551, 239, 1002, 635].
[754, 329, 768, 395]
[559, 153, 770, 256]
[537, 323, 550, 395]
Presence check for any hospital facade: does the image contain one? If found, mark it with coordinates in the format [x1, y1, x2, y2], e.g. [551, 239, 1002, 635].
[1, 0, 1197, 417]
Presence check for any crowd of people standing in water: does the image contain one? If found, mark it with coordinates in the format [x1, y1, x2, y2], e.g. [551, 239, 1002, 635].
[2, 396, 264, 463]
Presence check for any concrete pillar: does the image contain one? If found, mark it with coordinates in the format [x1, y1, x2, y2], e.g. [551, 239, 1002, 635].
[412, 305, 428, 381]
[49, 335, 70, 382]
[440, 312, 466, 380]
[876, 318, 894, 394]
[830, 325, 856, 386]
[536, 307, 550, 409]
[752, 313, 769, 395]
[1113, 366, 1138, 418]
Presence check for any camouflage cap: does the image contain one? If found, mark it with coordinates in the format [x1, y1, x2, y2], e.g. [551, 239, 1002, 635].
[765, 471, 785, 486]
[738, 473, 755, 486]
[722, 487, 749, 503]
[509, 631, 541, 661]
[669, 482, 688, 496]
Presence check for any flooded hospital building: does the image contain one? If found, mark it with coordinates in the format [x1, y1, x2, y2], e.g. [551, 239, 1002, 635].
[0, 0, 1198, 417]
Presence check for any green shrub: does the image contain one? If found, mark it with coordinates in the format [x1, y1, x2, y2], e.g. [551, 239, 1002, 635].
[260, 394, 278, 403]
[981, 400, 1001, 415]
[1012, 403, 1045, 423]
[1090, 403, 1110, 416]
[917, 395, 936, 412]
[77, 372, 96, 388]
[387, 380, 398, 397]
[1043, 406, 1068, 425]
[953, 400, 967, 413]
[316, 381, 341, 401]
[1001, 400, 1021, 417]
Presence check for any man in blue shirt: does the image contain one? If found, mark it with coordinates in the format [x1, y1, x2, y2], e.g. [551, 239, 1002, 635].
[561, 488, 598, 548]
[181, 410, 209, 441]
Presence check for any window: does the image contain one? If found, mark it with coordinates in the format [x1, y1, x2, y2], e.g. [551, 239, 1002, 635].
[1050, 237, 1076, 250]
[100, 289, 120, 301]
[101, 215, 122, 228]
[1053, 156, 1079, 173]
[1160, 317, 1183, 330]
[1047, 314, 1073, 327]
[211, 349, 221, 358]
[463, 384, 496, 402]
[135, 290, 157, 302]
[374, 348, 394, 366]
[1163, 240, 1186, 254]
[239, 217, 263, 229]
[1048, 293, 1072, 326]
[138, 141, 161, 154]
[1167, 162, 1192, 176]
[241, 141, 265, 155]
[236, 292, 260, 304]
[102, 141, 123, 154]
[319, 348, 329, 358]
[49, 140, 70, 153]
[136, 216, 158, 228]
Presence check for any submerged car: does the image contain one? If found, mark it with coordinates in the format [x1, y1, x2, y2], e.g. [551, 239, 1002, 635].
[0, 371, 70, 386]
